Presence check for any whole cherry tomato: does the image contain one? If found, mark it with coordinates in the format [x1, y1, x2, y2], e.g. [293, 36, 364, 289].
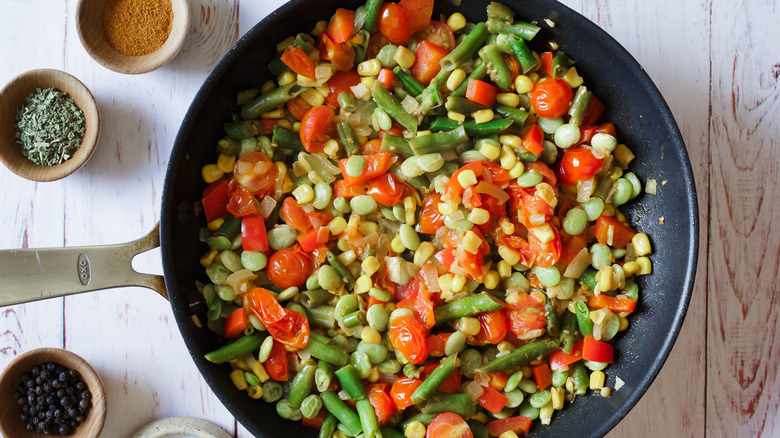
[266, 245, 313, 289]
[378, 3, 411, 45]
[530, 77, 574, 118]
[300, 105, 336, 153]
[557, 146, 604, 185]
[389, 314, 428, 364]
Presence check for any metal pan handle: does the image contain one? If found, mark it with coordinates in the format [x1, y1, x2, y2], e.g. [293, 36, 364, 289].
[0, 225, 166, 307]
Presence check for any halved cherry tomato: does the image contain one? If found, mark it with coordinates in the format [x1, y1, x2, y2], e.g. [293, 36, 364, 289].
[557, 146, 604, 186]
[378, 3, 411, 45]
[593, 215, 637, 249]
[478, 386, 508, 414]
[318, 33, 355, 72]
[411, 40, 449, 85]
[202, 178, 230, 223]
[301, 106, 336, 153]
[589, 293, 638, 313]
[530, 77, 574, 118]
[521, 124, 544, 155]
[486, 416, 533, 436]
[233, 151, 277, 194]
[419, 192, 445, 235]
[266, 245, 313, 289]
[368, 383, 396, 426]
[532, 363, 552, 391]
[287, 97, 312, 121]
[472, 310, 509, 345]
[246, 288, 310, 349]
[503, 53, 521, 82]
[338, 153, 395, 185]
[466, 78, 498, 107]
[425, 333, 450, 357]
[507, 293, 547, 336]
[390, 377, 423, 411]
[241, 214, 268, 251]
[427, 413, 473, 438]
[226, 185, 259, 218]
[281, 45, 316, 78]
[334, 179, 368, 199]
[525, 161, 558, 188]
[326, 8, 354, 44]
[549, 340, 584, 371]
[583, 336, 614, 363]
[389, 314, 428, 364]
[366, 172, 409, 206]
[224, 308, 248, 338]
[264, 340, 290, 381]
[281, 197, 312, 232]
[529, 223, 562, 267]
[582, 94, 605, 126]
[325, 70, 361, 107]
[411, 21, 456, 51]
[396, 271, 435, 328]
[445, 161, 510, 202]
[398, 0, 435, 33]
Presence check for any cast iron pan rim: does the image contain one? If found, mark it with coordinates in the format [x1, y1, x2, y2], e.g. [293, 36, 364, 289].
[161, 0, 699, 436]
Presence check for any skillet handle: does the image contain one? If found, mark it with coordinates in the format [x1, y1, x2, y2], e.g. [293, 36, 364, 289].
[0, 225, 167, 308]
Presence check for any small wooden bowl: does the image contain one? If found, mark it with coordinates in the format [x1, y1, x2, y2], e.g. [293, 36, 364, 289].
[76, 0, 191, 74]
[0, 69, 100, 182]
[0, 348, 107, 438]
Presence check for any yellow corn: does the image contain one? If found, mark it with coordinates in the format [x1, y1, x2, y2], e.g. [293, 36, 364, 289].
[276, 36, 295, 52]
[362, 256, 380, 276]
[261, 108, 285, 119]
[448, 111, 466, 122]
[276, 119, 292, 130]
[247, 386, 264, 399]
[282, 175, 293, 193]
[462, 230, 483, 255]
[323, 139, 340, 156]
[468, 208, 490, 225]
[451, 274, 467, 293]
[610, 166, 624, 180]
[358, 59, 382, 76]
[600, 387, 612, 397]
[404, 196, 416, 226]
[527, 72, 540, 83]
[614, 144, 635, 165]
[367, 366, 380, 383]
[598, 265, 615, 291]
[200, 248, 218, 267]
[292, 184, 314, 204]
[473, 109, 495, 124]
[217, 153, 236, 173]
[632, 233, 652, 256]
[562, 66, 584, 88]
[470, 412, 489, 424]
[446, 69, 467, 91]
[394, 46, 416, 69]
[207, 218, 224, 232]
[414, 242, 435, 265]
[496, 341, 515, 354]
[479, 141, 501, 160]
[278, 71, 296, 86]
[539, 403, 554, 425]
[338, 249, 357, 266]
[361, 326, 382, 344]
[327, 217, 347, 236]
[438, 274, 453, 292]
[261, 80, 276, 94]
[532, 223, 555, 243]
[499, 217, 515, 235]
[621, 261, 637, 277]
[230, 370, 248, 391]
[590, 370, 605, 390]
[618, 315, 629, 331]
[437, 202, 459, 215]
[496, 92, 521, 107]
[497, 260, 512, 279]
[301, 88, 326, 107]
[316, 85, 331, 97]
[457, 169, 478, 188]
[404, 421, 426, 438]
[337, 235, 350, 252]
[515, 75, 534, 94]
[484, 270, 499, 289]
[358, 220, 378, 235]
[355, 275, 373, 294]
[498, 245, 521, 266]
[508, 161, 525, 179]
[499, 134, 522, 149]
[456, 317, 481, 336]
[535, 182, 558, 208]
[201, 164, 223, 183]
[635, 256, 652, 275]
[500, 431, 519, 438]
[391, 235, 406, 253]
[551, 387, 565, 410]
[446, 12, 467, 31]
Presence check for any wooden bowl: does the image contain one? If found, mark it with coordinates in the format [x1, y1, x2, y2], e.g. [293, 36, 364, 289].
[0, 348, 107, 438]
[0, 69, 101, 182]
[76, 0, 191, 74]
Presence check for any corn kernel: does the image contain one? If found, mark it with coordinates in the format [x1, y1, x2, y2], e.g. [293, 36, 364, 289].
[479, 142, 501, 162]
[527, 72, 540, 83]
[394, 46, 416, 69]
[438, 202, 459, 215]
[535, 182, 558, 208]
[261, 80, 276, 94]
[200, 248, 218, 267]
[322, 139, 340, 156]
[499, 217, 515, 235]
[230, 369, 248, 391]
[261, 108, 285, 119]
[462, 231, 482, 255]
[562, 66, 584, 88]
[496, 93, 521, 107]
[598, 265, 615, 291]
[551, 387, 565, 410]
[446, 69, 467, 91]
[498, 245, 521, 266]
[632, 233, 652, 256]
[361, 326, 382, 344]
[600, 387, 612, 397]
[414, 242, 435, 265]
[496, 341, 514, 353]
[456, 317, 481, 336]
[276, 119, 292, 130]
[589, 370, 605, 390]
[473, 109, 495, 124]
[338, 250, 357, 266]
[468, 208, 490, 225]
[207, 218, 224, 232]
[457, 169, 478, 188]
[618, 315, 629, 331]
[292, 184, 314, 204]
[497, 260, 512, 278]
[470, 412, 489, 424]
[635, 256, 652, 275]
[515, 75, 534, 94]
[201, 164, 223, 183]
[391, 235, 406, 253]
[484, 270, 499, 289]
[358, 220, 378, 235]
[347, 212, 361, 229]
[217, 153, 236, 173]
[610, 167, 624, 180]
[614, 144, 635, 166]
[361, 77, 377, 91]
[358, 59, 382, 76]
[282, 175, 293, 193]
[448, 111, 466, 122]
[404, 196, 417, 226]
[451, 274, 467, 293]
[337, 235, 351, 252]
[499, 134, 522, 149]
[362, 256, 380, 276]
[438, 274, 453, 291]
[278, 71, 296, 86]
[445, 11, 467, 31]
[531, 223, 555, 243]
[355, 274, 373, 294]
[539, 403, 554, 425]
[508, 161, 525, 179]
[499, 431, 519, 438]
[404, 421, 426, 438]
[301, 88, 326, 107]
[367, 366, 380, 382]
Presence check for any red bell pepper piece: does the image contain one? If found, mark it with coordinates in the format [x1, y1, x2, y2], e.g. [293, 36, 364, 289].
[521, 124, 544, 155]
[466, 78, 498, 107]
[223, 308, 248, 338]
[241, 214, 268, 252]
[583, 336, 614, 363]
[202, 178, 230, 223]
[549, 340, 584, 371]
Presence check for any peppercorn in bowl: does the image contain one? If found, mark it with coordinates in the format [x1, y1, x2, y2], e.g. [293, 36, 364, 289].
[0, 348, 106, 437]
[0, 69, 100, 182]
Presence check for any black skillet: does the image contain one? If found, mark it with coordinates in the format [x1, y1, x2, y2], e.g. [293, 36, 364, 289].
[0, 0, 698, 436]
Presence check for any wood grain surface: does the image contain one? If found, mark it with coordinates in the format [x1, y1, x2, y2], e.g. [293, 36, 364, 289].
[1, 0, 778, 437]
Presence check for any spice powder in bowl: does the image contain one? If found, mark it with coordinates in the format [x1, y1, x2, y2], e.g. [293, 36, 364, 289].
[103, 0, 173, 56]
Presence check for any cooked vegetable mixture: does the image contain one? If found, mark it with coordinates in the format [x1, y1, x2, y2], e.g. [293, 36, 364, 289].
[198, 1, 653, 436]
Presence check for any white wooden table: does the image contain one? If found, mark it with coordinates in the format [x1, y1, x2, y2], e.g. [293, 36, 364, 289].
[1, 1, 778, 437]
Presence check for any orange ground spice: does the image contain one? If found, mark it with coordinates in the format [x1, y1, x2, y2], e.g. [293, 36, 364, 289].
[103, 0, 173, 56]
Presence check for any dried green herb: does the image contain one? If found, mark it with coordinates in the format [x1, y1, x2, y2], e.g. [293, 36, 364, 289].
[15, 87, 86, 166]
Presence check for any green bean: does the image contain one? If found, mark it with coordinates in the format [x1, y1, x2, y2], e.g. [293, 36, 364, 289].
[517, 400, 540, 420]
[558, 311, 578, 354]
[362, 0, 383, 33]
[321, 391, 362, 436]
[477, 338, 560, 374]
[445, 96, 488, 114]
[381, 426, 406, 438]
[366, 304, 389, 331]
[204, 333, 264, 364]
[217, 136, 240, 155]
[350, 195, 378, 215]
[451, 61, 488, 97]
[552, 51, 573, 79]
[316, 359, 335, 392]
[337, 93, 358, 114]
[589, 244, 613, 270]
[563, 207, 589, 236]
[262, 381, 283, 403]
[440, 23, 488, 72]
[612, 178, 634, 207]
[357, 399, 380, 438]
[411, 355, 457, 404]
[393, 66, 425, 96]
[574, 300, 594, 337]
[498, 34, 538, 74]
[303, 154, 337, 184]
[400, 413, 438, 429]
[479, 44, 512, 91]
[487, 20, 541, 42]
[494, 104, 529, 127]
[434, 293, 505, 325]
[223, 120, 263, 140]
[571, 362, 589, 395]
[343, 310, 366, 328]
[372, 84, 417, 134]
[409, 126, 469, 155]
[212, 215, 241, 240]
[327, 251, 356, 288]
[272, 125, 304, 151]
[320, 414, 338, 438]
[353, 29, 371, 66]
[304, 338, 349, 366]
[241, 83, 307, 120]
[381, 134, 414, 155]
[301, 394, 323, 419]
[301, 289, 330, 308]
[206, 235, 231, 251]
[421, 393, 475, 418]
[459, 349, 482, 379]
[403, 363, 420, 379]
[351, 351, 372, 379]
[542, 292, 560, 338]
[336, 122, 361, 157]
[568, 86, 591, 127]
[337, 423, 360, 437]
[335, 365, 368, 401]
[429, 117, 514, 136]
[288, 363, 316, 407]
[487, 1, 515, 22]
[356, 340, 388, 364]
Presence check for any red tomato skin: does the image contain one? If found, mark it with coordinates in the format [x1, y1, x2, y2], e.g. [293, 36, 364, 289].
[390, 378, 423, 411]
[326, 70, 361, 107]
[226, 185, 259, 218]
[530, 77, 574, 118]
[266, 245, 313, 289]
[265, 341, 290, 381]
[233, 151, 277, 195]
[326, 8, 354, 44]
[301, 106, 336, 153]
[411, 21, 456, 51]
[419, 192, 445, 235]
[378, 3, 411, 45]
[473, 310, 509, 345]
[287, 97, 312, 121]
[281, 197, 312, 232]
[427, 412, 473, 438]
[398, 0, 435, 33]
[593, 215, 637, 249]
[486, 416, 533, 436]
[366, 172, 409, 207]
[389, 315, 429, 364]
[557, 146, 604, 186]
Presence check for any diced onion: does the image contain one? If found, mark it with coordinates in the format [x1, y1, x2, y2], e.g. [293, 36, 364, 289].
[421, 264, 440, 292]
[401, 95, 420, 114]
[564, 247, 592, 278]
[259, 195, 277, 218]
[226, 269, 258, 295]
[475, 181, 510, 204]
[646, 178, 657, 195]
[315, 64, 335, 82]
[464, 381, 484, 401]
[310, 153, 341, 175]
[350, 83, 370, 99]
[577, 177, 595, 202]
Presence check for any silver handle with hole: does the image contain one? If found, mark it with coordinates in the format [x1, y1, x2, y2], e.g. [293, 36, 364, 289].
[0, 225, 166, 307]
